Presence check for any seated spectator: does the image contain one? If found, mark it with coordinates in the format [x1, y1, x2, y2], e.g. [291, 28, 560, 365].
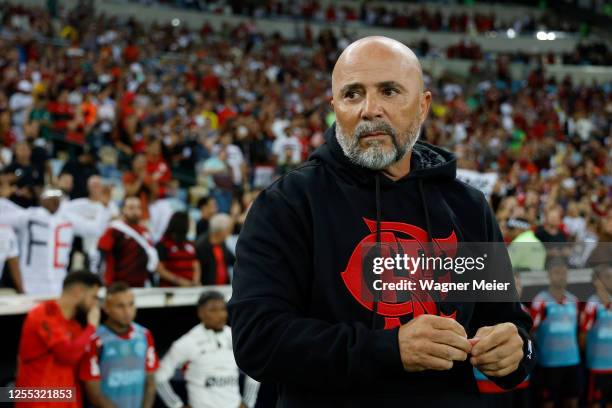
[196, 213, 235, 285]
[156, 211, 200, 287]
[196, 195, 218, 238]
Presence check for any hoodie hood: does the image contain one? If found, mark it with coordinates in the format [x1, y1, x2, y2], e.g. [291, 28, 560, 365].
[309, 123, 457, 187]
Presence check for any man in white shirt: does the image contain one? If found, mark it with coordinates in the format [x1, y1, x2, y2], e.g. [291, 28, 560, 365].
[63, 175, 118, 271]
[0, 224, 23, 293]
[156, 291, 259, 408]
[0, 188, 111, 295]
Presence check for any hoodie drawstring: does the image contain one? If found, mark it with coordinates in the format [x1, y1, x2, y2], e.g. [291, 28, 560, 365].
[372, 174, 381, 329]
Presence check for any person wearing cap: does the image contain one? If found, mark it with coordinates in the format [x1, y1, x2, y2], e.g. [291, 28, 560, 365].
[156, 291, 259, 408]
[530, 256, 581, 408]
[0, 188, 111, 295]
[507, 217, 546, 272]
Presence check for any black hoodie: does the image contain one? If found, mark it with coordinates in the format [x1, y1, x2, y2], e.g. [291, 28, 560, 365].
[228, 125, 535, 407]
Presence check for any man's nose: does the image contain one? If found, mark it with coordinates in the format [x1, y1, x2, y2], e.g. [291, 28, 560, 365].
[361, 93, 384, 121]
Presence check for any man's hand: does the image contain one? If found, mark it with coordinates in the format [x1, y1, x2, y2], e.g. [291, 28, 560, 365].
[470, 323, 523, 377]
[398, 314, 472, 372]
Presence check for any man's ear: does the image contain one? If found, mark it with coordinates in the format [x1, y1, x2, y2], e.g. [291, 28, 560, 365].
[419, 91, 432, 124]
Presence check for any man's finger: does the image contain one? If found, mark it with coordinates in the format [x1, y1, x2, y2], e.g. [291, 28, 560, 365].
[426, 342, 468, 362]
[433, 330, 473, 354]
[421, 355, 454, 371]
[474, 349, 523, 372]
[471, 325, 516, 356]
[426, 315, 467, 338]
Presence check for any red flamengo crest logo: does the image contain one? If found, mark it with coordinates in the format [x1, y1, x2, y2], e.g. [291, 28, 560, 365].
[341, 218, 458, 329]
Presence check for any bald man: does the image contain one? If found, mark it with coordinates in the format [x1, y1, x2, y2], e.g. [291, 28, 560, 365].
[229, 37, 535, 406]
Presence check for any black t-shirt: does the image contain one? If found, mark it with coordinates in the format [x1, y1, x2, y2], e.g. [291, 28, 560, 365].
[4, 162, 44, 187]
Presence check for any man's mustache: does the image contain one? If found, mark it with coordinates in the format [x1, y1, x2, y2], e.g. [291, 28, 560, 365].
[354, 121, 397, 140]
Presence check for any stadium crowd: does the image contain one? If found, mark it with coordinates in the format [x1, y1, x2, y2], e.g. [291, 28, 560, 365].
[137, 0, 581, 35]
[0, 1, 610, 407]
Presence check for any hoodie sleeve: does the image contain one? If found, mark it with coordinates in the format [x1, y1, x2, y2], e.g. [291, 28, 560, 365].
[471, 194, 536, 389]
[228, 188, 405, 390]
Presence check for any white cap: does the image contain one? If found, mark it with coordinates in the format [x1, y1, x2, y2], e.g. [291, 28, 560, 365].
[17, 80, 32, 93]
[40, 188, 63, 200]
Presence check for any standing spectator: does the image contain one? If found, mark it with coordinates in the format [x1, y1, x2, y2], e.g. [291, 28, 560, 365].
[15, 271, 101, 408]
[80, 282, 158, 408]
[579, 265, 612, 408]
[156, 211, 200, 287]
[145, 139, 171, 199]
[123, 154, 154, 220]
[156, 291, 259, 408]
[0, 188, 110, 295]
[3, 141, 45, 207]
[195, 214, 235, 285]
[213, 131, 246, 188]
[201, 149, 234, 213]
[9, 80, 34, 139]
[60, 147, 100, 199]
[98, 196, 164, 287]
[507, 217, 547, 271]
[65, 175, 118, 272]
[0, 223, 22, 293]
[195, 196, 218, 238]
[535, 205, 569, 256]
[531, 257, 581, 408]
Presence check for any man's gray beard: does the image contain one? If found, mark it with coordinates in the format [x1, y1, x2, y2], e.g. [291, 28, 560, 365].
[336, 120, 421, 170]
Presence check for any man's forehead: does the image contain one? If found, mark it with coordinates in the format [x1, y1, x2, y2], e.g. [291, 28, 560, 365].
[332, 38, 422, 91]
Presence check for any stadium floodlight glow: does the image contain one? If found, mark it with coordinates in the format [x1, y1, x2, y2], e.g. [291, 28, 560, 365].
[547, 32, 556, 40]
[171, 18, 180, 27]
[536, 31, 547, 40]
[507, 28, 516, 39]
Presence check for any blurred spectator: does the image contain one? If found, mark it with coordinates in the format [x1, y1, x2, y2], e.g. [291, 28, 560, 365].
[0, 223, 22, 293]
[55, 171, 74, 197]
[587, 211, 612, 268]
[156, 290, 259, 408]
[80, 282, 158, 408]
[196, 195, 218, 238]
[201, 148, 235, 213]
[507, 217, 546, 271]
[195, 213, 235, 285]
[9, 80, 33, 140]
[156, 211, 200, 287]
[98, 196, 160, 287]
[0, 188, 110, 295]
[15, 271, 101, 408]
[2, 141, 44, 207]
[60, 148, 100, 199]
[66, 175, 118, 271]
[535, 205, 569, 257]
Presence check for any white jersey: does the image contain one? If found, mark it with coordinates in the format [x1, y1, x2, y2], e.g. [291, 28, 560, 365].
[156, 325, 259, 408]
[0, 224, 19, 279]
[0, 198, 111, 295]
[62, 198, 117, 271]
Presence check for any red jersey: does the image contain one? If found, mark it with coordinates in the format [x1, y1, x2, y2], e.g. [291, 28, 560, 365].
[98, 224, 152, 287]
[16, 300, 95, 408]
[156, 237, 197, 287]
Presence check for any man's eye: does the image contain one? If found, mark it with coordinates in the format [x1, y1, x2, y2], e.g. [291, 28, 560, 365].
[345, 91, 360, 99]
[382, 88, 398, 96]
